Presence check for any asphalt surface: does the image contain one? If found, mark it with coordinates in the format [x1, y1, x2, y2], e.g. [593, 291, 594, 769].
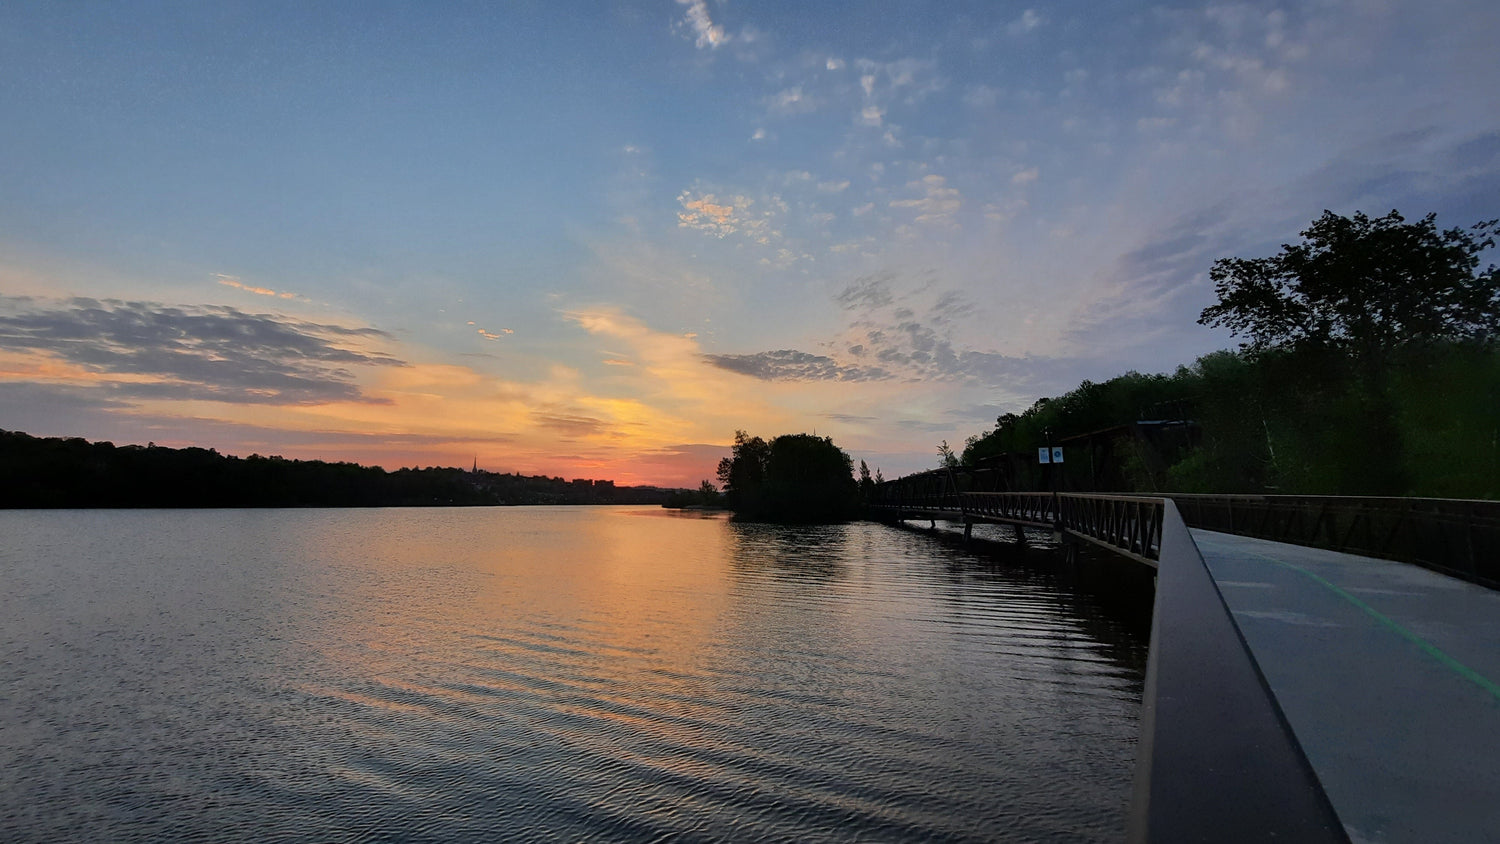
[1192, 530, 1500, 844]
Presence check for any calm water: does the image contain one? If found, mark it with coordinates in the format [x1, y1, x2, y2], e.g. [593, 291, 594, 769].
[0, 507, 1146, 842]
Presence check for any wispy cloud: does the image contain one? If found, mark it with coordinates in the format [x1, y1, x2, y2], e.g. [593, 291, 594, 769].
[531, 412, 608, 439]
[703, 349, 892, 382]
[675, 0, 727, 49]
[0, 296, 402, 405]
[1007, 9, 1044, 36]
[834, 273, 895, 311]
[215, 274, 306, 302]
[889, 174, 962, 227]
[766, 86, 818, 115]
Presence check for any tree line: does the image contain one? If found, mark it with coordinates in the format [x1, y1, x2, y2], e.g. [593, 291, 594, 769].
[958, 210, 1500, 498]
[0, 430, 672, 508]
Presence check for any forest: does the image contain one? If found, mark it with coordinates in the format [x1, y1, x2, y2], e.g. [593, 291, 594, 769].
[955, 210, 1500, 499]
[0, 430, 671, 508]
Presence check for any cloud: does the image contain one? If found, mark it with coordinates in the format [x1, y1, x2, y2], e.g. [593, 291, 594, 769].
[834, 273, 895, 311]
[889, 174, 962, 227]
[216, 274, 305, 302]
[707, 283, 1051, 388]
[0, 296, 403, 405]
[0, 380, 133, 415]
[703, 349, 893, 382]
[1007, 9, 1044, 36]
[962, 85, 1001, 108]
[1011, 167, 1040, 185]
[675, 0, 727, 49]
[676, 189, 781, 243]
[817, 179, 850, 193]
[531, 412, 608, 438]
[476, 327, 513, 340]
[767, 86, 818, 115]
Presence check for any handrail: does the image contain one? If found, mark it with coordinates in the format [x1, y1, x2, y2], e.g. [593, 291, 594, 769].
[871, 470, 1500, 589]
[867, 489, 1163, 566]
[1169, 494, 1500, 589]
[1128, 501, 1347, 842]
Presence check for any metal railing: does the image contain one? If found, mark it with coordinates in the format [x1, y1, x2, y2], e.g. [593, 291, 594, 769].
[1171, 494, 1500, 589]
[958, 491, 1056, 526]
[868, 485, 1164, 566]
[1059, 494, 1163, 565]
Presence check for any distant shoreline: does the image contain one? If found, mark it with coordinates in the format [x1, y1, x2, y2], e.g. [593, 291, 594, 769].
[0, 429, 682, 509]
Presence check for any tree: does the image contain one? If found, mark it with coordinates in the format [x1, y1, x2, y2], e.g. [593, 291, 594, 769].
[697, 479, 721, 506]
[716, 430, 770, 512]
[858, 459, 875, 501]
[715, 430, 859, 522]
[937, 440, 959, 468]
[1199, 210, 1499, 360]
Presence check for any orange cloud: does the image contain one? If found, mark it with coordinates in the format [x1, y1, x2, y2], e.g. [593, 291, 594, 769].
[216, 274, 306, 301]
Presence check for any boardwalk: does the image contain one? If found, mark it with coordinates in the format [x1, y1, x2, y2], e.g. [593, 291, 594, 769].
[869, 479, 1500, 841]
[1194, 530, 1500, 844]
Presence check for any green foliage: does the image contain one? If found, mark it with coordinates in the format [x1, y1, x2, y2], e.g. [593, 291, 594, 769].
[953, 337, 1500, 498]
[950, 210, 1500, 498]
[716, 430, 859, 523]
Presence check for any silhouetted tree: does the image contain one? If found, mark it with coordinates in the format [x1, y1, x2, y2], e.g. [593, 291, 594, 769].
[697, 479, 721, 506]
[717, 430, 770, 513]
[1198, 209, 1500, 494]
[716, 430, 859, 522]
[1199, 210, 1500, 360]
[858, 459, 874, 501]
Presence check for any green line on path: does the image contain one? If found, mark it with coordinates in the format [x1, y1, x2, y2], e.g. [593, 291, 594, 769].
[1203, 538, 1500, 703]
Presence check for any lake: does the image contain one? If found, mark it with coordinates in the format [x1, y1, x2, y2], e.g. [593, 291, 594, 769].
[0, 507, 1146, 842]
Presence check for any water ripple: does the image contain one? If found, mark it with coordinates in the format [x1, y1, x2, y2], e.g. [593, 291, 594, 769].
[0, 507, 1146, 842]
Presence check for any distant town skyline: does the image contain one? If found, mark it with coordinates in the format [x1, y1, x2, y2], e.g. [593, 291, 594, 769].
[2, 1, 1497, 486]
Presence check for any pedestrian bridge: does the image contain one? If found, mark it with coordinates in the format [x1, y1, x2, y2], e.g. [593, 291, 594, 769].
[868, 472, 1500, 843]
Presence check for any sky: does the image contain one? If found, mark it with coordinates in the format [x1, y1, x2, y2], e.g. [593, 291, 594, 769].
[2, 0, 1498, 487]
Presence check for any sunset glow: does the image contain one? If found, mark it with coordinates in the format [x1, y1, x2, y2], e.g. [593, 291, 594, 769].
[2, 2, 1497, 486]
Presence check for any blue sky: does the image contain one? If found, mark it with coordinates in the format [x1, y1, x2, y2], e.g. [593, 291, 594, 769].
[2, 0, 1497, 485]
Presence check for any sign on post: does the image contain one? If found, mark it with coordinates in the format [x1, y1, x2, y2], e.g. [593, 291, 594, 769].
[1051, 447, 1064, 464]
[1037, 447, 1051, 464]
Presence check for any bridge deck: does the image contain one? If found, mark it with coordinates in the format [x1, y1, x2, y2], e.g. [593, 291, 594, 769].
[1193, 529, 1500, 844]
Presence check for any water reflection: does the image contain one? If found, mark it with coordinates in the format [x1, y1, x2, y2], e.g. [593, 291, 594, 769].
[0, 507, 1145, 842]
[727, 521, 851, 580]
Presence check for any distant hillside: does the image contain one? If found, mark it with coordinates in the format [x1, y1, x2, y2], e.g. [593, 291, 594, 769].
[0, 429, 673, 508]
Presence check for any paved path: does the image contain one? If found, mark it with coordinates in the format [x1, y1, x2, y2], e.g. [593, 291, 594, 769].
[1191, 530, 1500, 844]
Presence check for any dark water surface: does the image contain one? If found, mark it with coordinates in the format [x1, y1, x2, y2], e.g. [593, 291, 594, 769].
[0, 507, 1145, 842]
